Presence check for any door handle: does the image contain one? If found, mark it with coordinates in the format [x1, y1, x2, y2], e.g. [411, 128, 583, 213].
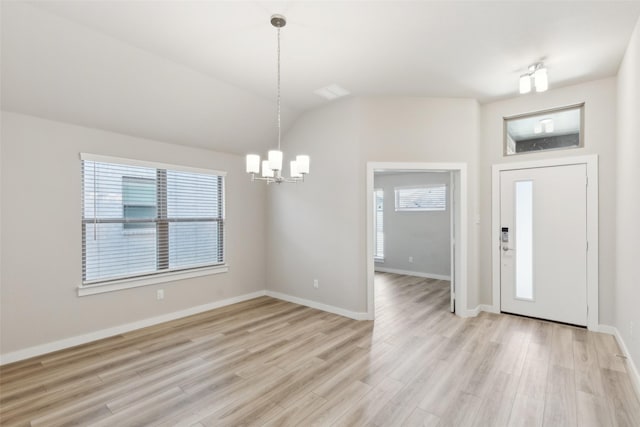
[502, 246, 514, 252]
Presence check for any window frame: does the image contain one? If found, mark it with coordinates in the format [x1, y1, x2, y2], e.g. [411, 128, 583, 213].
[374, 188, 384, 262]
[78, 153, 228, 296]
[394, 184, 447, 212]
[503, 103, 585, 156]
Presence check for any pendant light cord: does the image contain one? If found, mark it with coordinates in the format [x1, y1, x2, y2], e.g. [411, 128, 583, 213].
[277, 26, 282, 151]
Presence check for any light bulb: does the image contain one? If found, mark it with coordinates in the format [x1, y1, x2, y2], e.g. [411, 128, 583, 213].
[268, 150, 283, 171]
[519, 74, 532, 94]
[290, 160, 301, 178]
[534, 67, 548, 92]
[262, 160, 274, 178]
[296, 155, 310, 174]
[246, 154, 260, 174]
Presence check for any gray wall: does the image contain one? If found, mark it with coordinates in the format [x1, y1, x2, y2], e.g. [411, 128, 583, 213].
[373, 172, 451, 278]
[615, 16, 640, 373]
[267, 97, 481, 314]
[0, 111, 267, 355]
[266, 99, 365, 313]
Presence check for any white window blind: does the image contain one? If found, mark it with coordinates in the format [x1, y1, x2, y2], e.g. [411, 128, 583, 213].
[81, 155, 225, 285]
[374, 189, 384, 259]
[395, 185, 447, 212]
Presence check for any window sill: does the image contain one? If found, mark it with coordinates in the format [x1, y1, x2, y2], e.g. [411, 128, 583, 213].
[77, 265, 229, 296]
[374, 257, 385, 263]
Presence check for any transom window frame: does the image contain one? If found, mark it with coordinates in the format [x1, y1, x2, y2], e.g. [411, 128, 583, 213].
[78, 153, 228, 296]
[394, 184, 447, 212]
[503, 103, 585, 157]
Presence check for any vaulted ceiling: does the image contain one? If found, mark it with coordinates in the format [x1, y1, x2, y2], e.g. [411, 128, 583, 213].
[2, 1, 639, 154]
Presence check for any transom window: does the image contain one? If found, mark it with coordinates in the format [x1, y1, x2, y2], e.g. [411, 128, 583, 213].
[81, 154, 225, 285]
[395, 185, 447, 212]
[504, 103, 584, 156]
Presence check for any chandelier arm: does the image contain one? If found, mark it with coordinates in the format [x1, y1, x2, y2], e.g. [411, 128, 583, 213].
[249, 173, 302, 184]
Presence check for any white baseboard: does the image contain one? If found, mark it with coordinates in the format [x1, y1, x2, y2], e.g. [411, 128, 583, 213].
[374, 267, 450, 281]
[479, 304, 500, 314]
[597, 324, 640, 402]
[265, 290, 369, 321]
[594, 324, 617, 335]
[460, 306, 481, 317]
[460, 304, 499, 318]
[0, 290, 266, 366]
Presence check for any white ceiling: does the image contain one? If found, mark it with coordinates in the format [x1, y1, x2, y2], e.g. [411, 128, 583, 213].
[2, 1, 639, 154]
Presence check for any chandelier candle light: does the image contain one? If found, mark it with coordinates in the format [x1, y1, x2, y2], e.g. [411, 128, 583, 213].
[246, 14, 310, 184]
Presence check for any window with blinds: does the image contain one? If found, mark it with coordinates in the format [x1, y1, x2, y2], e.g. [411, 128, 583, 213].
[395, 185, 447, 212]
[374, 189, 384, 260]
[81, 155, 225, 285]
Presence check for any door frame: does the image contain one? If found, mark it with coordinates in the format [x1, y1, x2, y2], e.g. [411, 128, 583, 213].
[366, 162, 468, 319]
[491, 155, 599, 330]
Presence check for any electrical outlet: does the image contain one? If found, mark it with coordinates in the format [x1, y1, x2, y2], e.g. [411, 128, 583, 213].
[408, 256, 414, 263]
[157, 289, 164, 300]
[313, 279, 319, 289]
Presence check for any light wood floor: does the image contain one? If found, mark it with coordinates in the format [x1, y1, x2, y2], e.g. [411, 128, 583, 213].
[1, 273, 640, 426]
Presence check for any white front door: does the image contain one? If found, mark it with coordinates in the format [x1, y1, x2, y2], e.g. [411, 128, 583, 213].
[500, 164, 587, 326]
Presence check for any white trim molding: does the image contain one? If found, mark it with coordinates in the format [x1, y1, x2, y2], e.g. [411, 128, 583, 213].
[80, 152, 227, 177]
[78, 265, 229, 296]
[0, 291, 265, 365]
[374, 267, 450, 281]
[478, 304, 501, 314]
[491, 155, 599, 330]
[366, 162, 468, 321]
[462, 305, 501, 318]
[265, 291, 370, 321]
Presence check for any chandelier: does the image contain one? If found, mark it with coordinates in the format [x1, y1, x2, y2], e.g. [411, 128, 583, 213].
[246, 14, 309, 184]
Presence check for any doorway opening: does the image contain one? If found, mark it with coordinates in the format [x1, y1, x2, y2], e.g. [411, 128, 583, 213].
[366, 162, 468, 319]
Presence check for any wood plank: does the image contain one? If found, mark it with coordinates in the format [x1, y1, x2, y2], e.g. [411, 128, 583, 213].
[301, 380, 372, 426]
[261, 392, 327, 426]
[601, 367, 640, 426]
[576, 390, 614, 427]
[401, 407, 441, 427]
[332, 376, 403, 427]
[542, 365, 577, 426]
[506, 393, 544, 427]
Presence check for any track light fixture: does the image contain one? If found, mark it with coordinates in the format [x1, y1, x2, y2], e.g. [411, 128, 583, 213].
[519, 62, 548, 94]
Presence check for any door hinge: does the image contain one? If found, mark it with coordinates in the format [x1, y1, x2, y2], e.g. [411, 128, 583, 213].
[586, 241, 589, 251]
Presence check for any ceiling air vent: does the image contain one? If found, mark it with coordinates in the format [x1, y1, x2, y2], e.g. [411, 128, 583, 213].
[314, 84, 350, 100]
